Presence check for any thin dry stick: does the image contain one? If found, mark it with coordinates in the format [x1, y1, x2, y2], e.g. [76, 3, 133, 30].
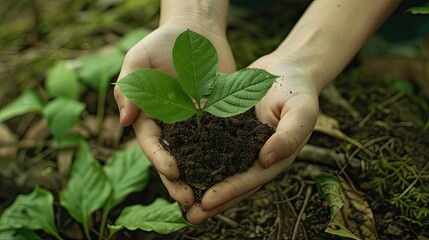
[291, 186, 312, 240]
[339, 136, 391, 174]
[214, 214, 239, 228]
[359, 91, 405, 127]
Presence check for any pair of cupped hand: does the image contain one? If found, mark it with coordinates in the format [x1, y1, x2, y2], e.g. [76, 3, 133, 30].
[114, 24, 319, 224]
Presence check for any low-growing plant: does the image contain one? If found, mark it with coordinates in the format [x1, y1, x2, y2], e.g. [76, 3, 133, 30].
[116, 29, 278, 127]
[0, 28, 190, 239]
[0, 143, 189, 240]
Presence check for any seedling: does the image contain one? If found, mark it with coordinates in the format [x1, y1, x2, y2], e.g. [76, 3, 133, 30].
[116, 29, 278, 127]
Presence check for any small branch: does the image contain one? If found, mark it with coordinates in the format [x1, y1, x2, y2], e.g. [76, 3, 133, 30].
[292, 186, 312, 240]
[214, 214, 239, 228]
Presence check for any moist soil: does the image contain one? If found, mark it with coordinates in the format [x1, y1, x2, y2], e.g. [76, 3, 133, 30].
[159, 109, 274, 202]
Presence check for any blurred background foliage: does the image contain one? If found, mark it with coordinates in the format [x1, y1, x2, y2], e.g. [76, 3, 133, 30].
[0, 0, 160, 106]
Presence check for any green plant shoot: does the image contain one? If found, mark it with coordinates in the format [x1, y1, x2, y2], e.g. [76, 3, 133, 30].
[116, 29, 278, 127]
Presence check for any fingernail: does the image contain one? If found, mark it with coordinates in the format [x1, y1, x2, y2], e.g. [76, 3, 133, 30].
[264, 151, 277, 168]
[119, 108, 126, 123]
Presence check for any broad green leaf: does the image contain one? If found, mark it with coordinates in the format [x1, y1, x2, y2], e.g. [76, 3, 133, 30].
[79, 47, 124, 92]
[407, 2, 429, 14]
[108, 199, 189, 235]
[0, 187, 62, 240]
[204, 69, 278, 117]
[315, 173, 361, 240]
[43, 97, 85, 140]
[0, 89, 46, 123]
[60, 141, 112, 238]
[52, 133, 83, 149]
[173, 29, 218, 104]
[0, 229, 43, 240]
[116, 68, 197, 123]
[119, 28, 152, 51]
[45, 61, 80, 99]
[103, 146, 152, 212]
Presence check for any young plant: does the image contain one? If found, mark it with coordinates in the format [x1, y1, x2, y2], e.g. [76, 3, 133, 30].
[116, 29, 278, 127]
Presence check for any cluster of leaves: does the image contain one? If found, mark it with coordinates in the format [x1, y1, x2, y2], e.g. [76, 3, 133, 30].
[407, 1, 429, 14]
[0, 28, 189, 239]
[117, 29, 278, 126]
[0, 143, 189, 239]
[0, 28, 152, 144]
[371, 152, 429, 226]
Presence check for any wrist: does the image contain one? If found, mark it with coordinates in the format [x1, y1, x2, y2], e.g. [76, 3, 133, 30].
[160, 0, 229, 36]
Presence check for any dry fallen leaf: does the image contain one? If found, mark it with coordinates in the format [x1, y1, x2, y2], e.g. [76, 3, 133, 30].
[315, 112, 373, 156]
[98, 114, 123, 147]
[315, 173, 378, 240]
[0, 123, 18, 159]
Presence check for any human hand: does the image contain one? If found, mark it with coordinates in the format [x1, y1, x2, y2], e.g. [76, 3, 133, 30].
[185, 53, 320, 224]
[114, 20, 236, 216]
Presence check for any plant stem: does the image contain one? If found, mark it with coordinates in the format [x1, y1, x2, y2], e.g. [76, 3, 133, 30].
[196, 111, 202, 129]
[84, 224, 91, 240]
[96, 88, 107, 135]
[98, 208, 109, 240]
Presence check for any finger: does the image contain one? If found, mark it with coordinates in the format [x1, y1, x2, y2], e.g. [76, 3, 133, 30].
[114, 45, 150, 126]
[186, 188, 259, 224]
[259, 93, 318, 168]
[158, 173, 194, 211]
[133, 112, 180, 180]
[200, 158, 292, 210]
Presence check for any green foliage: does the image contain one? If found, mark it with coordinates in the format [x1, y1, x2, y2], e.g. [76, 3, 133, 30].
[0, 187, 62, 240]
[204, 70, 278, 117]
[115, 68, 197, 123]
[46, 61, 81, 100]
[109, 198, 190, 235]
[0, 89, 46, 123]
[43, 97, 85, 140]
[103, 146, 152, 213]
[0, 229, 44, 240]
[117, 29, 278, 125]
[314, 173, 361, 240]
[78, 47, 124, 92]
[407, 2, 429, 14]
[173, 29, 218, 105]
[119, 27, 152, 51]
[60, 141, 113, 239]
[371, 153, 429, 226]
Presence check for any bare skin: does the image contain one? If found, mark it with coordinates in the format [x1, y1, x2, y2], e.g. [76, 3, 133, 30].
[114, 0, 401, 224]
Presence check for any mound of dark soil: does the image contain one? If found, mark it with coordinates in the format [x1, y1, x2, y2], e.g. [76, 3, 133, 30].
[159, 109, 274, 201]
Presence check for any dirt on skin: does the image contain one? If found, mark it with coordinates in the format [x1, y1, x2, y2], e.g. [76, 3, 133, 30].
[159, 109, 274, 202]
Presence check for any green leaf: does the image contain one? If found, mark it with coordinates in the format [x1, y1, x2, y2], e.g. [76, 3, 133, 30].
[52, 133, 83, 149]
[0, 89, 46, 123]
[315, 173, 361, 240]
[79, 48, 124, 92]
[407, 2, 429, 14]
[173, 29, 218, 104]
[45, 61, 80, 99]
[60, 141, 112, 239]
[204, 69, 278, 117]
[43, 97, 85, 140]
[103, 146, 152, 212]
[108, 199, 189, 235]
[119, 28, 152, 51]
[0, 187, 62, 240]
[116, 68, 197, 123]
[0, 229, 44, 240]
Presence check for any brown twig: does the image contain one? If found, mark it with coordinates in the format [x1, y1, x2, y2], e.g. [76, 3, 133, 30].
[213, 214, 239, 228]
[291, 186, 312, 240]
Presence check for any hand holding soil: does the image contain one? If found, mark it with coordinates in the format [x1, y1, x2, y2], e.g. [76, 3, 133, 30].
[185, 54, 321, 224]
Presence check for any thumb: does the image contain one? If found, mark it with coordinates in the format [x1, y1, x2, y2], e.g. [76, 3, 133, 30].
[114, 47, 150, 126]
[259, 96, 318, 168]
